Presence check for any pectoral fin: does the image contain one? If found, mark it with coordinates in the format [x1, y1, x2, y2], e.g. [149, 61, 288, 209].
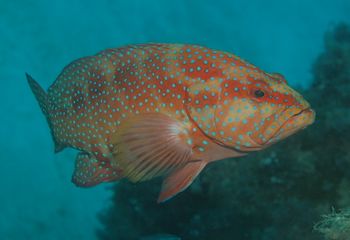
[72, 152, 121, 187]
[158, 160, 206, 203]
[111, 113, 193, 183]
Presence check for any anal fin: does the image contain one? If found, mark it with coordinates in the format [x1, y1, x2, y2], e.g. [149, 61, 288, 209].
[158, 160, 206, 203]
[72, 152, 121, 187]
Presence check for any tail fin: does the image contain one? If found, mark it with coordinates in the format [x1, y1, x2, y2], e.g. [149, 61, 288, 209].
[26, 73, 65, 153]
[26, 73, 49, 116]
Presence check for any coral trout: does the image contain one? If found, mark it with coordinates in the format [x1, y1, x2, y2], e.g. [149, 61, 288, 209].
[27, 43, 315, 202]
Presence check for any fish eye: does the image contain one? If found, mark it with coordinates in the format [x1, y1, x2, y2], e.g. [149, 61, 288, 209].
[254, 89, 265, 98]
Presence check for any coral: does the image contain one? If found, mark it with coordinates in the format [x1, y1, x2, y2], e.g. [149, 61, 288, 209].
[314, 209, 350, 240]
[97, 23, 350, 240]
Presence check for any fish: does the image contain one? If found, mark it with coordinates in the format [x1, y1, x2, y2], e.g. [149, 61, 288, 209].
[27, 43, 315, 202]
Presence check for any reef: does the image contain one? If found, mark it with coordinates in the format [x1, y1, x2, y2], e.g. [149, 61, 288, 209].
[314, 209, 350, 240]
[96, 23, 350, 240]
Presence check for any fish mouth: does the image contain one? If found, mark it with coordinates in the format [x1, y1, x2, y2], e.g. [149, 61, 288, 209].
[234, 107, 315, 152]
[267, 107, 315, 145]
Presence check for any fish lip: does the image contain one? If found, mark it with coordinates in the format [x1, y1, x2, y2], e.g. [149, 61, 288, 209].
[304, 107, 316, 124]
[290, 107, 315, 126]
[293, 107, 312, 118]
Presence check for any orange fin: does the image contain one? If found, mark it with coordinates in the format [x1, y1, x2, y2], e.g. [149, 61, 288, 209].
[72, 152, 121, 187]
[158, 160, 206, 203]
[111, 113, 193, 183]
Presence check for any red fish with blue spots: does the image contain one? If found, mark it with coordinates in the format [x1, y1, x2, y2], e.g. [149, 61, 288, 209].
[27, 44, 315, 202]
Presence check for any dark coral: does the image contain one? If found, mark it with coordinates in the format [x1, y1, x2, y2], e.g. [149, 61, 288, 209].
[97, 24, 350, 240]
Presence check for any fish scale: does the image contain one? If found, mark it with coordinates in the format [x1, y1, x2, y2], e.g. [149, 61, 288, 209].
[27, 43, 315, 202]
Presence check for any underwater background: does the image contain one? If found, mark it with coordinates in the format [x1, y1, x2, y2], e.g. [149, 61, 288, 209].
[1, 0, 350, 239]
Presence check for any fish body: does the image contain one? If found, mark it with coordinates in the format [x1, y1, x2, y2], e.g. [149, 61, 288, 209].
[27, 43, 315, 202]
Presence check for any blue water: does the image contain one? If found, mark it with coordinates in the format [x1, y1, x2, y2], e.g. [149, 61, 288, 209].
[1, 0, 350, 239]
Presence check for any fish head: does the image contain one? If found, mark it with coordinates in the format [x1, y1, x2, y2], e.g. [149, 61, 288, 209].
[212, 70, 315, 152]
